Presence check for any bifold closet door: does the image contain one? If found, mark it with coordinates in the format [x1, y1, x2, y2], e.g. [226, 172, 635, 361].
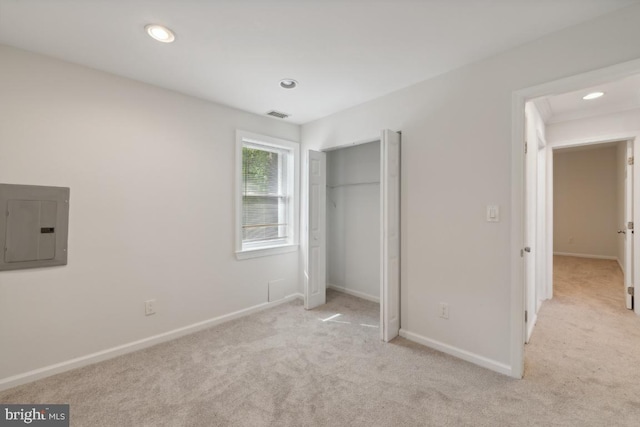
[381, 130, 401, 341]
[305, 150, 326, 310]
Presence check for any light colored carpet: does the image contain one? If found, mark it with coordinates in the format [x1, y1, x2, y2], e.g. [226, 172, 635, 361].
[1, 256, 639, 426]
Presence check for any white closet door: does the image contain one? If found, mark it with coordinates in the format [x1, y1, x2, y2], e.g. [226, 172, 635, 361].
[381, 130, 401, 341]
[626, 141, 634, 310]
[305, 150, 326, 309]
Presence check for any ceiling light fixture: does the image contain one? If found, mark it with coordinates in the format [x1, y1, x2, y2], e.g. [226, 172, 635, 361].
[582, 91, 604, 100]
[145, 24, 175, 43]
[279, 79, 298, 89]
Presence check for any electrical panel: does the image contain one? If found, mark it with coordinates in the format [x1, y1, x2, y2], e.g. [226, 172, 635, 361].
[0, 184, 70, 271]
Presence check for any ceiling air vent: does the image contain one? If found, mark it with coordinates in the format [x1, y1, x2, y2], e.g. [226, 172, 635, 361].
[266, 110, 290, 119]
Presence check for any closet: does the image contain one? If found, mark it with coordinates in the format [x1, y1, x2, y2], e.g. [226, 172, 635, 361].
[305, 129, 400, 341]
[326, 141, 381, 303]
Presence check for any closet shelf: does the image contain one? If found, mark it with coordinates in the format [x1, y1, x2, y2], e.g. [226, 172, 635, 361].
[327, 181, 380, 188]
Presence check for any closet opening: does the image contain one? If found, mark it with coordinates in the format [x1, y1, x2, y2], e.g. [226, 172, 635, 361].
[304, 130, 401, 342]
[326, 140, 381, 306]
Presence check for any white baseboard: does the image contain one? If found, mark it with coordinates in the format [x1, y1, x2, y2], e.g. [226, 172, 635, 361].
[0, 293, 304, 392]
[328, 284, 379, 303]
[617, 258, 624, 273]
[554, 252, 617, 260]
[398, 329, 512, 377]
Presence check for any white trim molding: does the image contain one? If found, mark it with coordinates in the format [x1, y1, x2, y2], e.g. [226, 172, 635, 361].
[0, 293, 304, 392]
[399, 329, 512, 377]
[553, 252, 618, 260]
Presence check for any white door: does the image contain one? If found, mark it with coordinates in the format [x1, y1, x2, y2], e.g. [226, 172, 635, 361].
[535, 136, 547, 309]
[625, 141, 634, 310]
[304, 150, 326, 310]
[381, 130, 401, 342]
[524, 121, 537, 343]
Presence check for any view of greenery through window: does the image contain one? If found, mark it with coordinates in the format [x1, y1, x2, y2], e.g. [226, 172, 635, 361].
[242, 146, 288, 243]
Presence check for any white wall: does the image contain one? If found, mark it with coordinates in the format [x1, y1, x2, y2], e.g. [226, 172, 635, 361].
[553, 146, 618, 257]
[326, 142, 380, 301]
[546, 109, 640, 143]
[301, 4, 640, 373]
[0, 45, 300, 384]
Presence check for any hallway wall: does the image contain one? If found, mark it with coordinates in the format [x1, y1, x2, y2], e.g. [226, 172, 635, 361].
[554, 145, 618, 258]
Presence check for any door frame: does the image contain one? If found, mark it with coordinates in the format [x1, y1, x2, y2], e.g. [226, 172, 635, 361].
[510, 58, 640, 379]
[545, 135, 636, 300]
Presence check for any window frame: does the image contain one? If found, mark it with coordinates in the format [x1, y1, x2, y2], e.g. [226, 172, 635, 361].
[235, 130, 299, 260]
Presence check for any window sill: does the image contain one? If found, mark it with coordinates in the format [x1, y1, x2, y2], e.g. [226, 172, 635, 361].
[235, 244, 299, 260]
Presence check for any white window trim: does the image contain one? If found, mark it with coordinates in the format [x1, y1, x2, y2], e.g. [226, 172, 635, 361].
[235, 130, 300, 260]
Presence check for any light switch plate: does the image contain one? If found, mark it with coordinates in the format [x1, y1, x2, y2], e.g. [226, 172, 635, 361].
[486, 205, 499, 222]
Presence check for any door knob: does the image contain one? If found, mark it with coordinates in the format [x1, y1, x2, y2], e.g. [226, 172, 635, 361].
[618, 230, 626, 234]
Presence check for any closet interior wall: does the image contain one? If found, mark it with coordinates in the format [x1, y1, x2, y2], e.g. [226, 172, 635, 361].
[326, 141, 381, 302]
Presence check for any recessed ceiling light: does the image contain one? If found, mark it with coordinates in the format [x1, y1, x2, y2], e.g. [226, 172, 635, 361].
[582, 91, 604, 100]
[279, 79, 298, 89]
[145, 24, 175, 43]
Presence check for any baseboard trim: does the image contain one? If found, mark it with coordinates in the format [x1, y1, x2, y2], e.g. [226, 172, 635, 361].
[617, 258, 624, 273]
[0, 293, 304, 392]
[399, 329, 512, 377]
[554, 252, 617, 260]
[327, 284, 380, 303]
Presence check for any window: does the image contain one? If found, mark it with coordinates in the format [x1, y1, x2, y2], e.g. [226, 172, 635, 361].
[235, 131, 299, 259]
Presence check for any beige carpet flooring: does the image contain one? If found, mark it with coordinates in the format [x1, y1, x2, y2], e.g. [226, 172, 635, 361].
[1, 256, 640, 426]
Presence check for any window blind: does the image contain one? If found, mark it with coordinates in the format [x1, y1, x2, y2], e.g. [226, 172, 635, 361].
[242, 144, 289, 244]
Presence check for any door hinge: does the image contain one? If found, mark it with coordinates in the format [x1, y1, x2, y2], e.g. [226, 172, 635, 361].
[525, 310, 528, 323]
[629, 157, 634, 165]
[525, 141, 528, 154]
[628, 222, 634, 230]
[628, 287, 635, 296]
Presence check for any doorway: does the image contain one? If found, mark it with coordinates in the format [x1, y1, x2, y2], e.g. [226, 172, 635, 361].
[326, 140, 381, 304]
[303, 129, 401, 342]
[551, 140, 634, 308]
[524, 125, 635, 345]
[513, 62, 640, 378]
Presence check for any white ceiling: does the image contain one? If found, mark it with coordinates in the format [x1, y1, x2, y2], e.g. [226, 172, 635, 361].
[0, 0, 637, 124]
[535, 73, 640, 124]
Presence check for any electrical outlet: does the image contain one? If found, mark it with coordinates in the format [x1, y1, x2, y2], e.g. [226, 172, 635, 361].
[439, 302, 449, 319]
[144, 299, 156, 316]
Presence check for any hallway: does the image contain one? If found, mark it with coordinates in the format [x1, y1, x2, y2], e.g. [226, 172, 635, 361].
[525, 256, 640, 417]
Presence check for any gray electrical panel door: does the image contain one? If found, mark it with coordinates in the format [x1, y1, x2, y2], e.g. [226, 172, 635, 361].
[1, 184, 70, 271]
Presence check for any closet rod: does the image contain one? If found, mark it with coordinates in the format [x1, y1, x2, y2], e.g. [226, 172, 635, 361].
[328, 181, 380, 188]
